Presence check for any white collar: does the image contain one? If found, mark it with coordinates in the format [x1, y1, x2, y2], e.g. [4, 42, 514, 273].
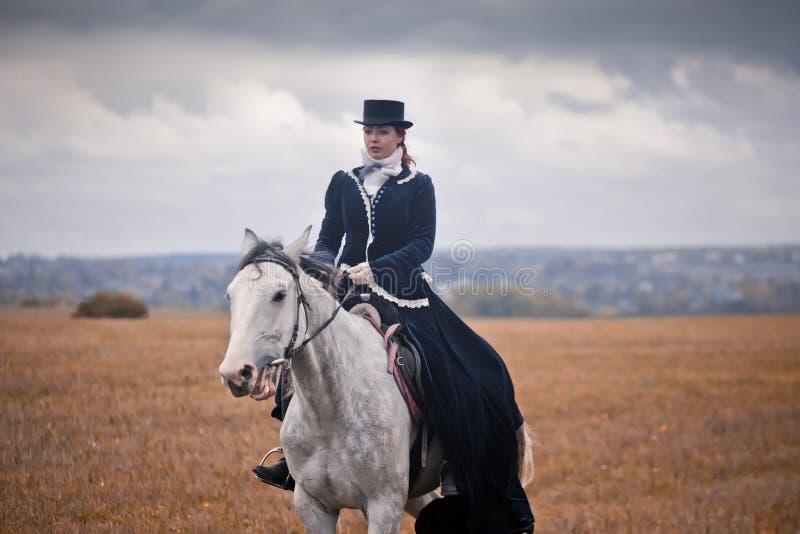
[360, 146, 404, 177]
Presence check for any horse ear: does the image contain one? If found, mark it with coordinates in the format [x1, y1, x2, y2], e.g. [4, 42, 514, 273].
[241, 228, 259, 258]
[283, 225, 312, 262]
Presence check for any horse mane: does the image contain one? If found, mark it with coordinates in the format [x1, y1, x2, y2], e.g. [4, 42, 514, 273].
[238, 238, 342, 297]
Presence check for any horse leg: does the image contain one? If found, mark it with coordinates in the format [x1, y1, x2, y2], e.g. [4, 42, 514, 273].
[294, 484, 339, 534]
[404, 491, 438, 518]
[366, 496, 405, 534]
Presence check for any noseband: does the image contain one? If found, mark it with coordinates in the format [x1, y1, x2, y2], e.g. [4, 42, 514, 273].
[244, 255, 357, 366]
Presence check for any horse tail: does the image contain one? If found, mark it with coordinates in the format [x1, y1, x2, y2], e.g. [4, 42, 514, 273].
[517, 421, 535, 489]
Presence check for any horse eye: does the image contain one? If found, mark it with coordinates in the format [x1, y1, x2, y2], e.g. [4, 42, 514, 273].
[272, 290, 287, 303]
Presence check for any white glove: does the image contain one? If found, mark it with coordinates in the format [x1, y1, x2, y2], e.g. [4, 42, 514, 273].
[346, 262, 374, 285]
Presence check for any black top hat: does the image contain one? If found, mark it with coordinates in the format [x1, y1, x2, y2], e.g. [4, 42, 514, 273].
[354, 99, 413, 129]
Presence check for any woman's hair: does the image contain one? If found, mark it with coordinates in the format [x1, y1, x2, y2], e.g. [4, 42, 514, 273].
[393, 126, 416, 167]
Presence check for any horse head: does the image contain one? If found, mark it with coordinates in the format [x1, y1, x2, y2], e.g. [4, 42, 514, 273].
[218, 226, 312, 400]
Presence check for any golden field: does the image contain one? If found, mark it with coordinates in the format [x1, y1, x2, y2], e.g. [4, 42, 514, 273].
[1, 308, 798, 533]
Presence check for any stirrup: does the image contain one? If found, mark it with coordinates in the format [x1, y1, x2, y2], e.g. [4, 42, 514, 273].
[253, 447, 294, 491]
[258, 446, 284, 468]
[439, 461, 459, 497]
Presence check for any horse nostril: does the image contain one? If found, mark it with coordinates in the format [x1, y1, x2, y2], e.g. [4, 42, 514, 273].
[239, 365, 254, 382]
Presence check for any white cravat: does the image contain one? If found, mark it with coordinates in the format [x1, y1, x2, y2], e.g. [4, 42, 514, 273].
[360, 146, 404, 198]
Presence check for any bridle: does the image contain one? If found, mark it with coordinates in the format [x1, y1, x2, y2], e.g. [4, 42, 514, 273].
[244, 255, 358, 367]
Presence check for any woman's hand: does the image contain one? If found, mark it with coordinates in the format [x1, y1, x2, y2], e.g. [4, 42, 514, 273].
[346, 262, 374, 285]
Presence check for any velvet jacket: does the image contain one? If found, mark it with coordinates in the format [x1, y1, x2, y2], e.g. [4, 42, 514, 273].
[311, 164, 435, 307]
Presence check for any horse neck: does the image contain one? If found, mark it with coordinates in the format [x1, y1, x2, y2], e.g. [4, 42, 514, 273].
[288, 273, 357, 415]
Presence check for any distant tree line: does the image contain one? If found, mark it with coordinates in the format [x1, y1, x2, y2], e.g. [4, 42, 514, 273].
[1, 246, 798, 318]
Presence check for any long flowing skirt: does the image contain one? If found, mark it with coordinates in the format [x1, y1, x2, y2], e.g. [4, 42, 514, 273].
[400, 287, 535, 534]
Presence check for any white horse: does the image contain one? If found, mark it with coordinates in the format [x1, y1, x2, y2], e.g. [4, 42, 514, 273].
[219, 227, 533, 533]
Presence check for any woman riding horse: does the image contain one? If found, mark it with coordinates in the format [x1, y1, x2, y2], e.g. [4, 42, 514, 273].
[257, 99, 535, 533]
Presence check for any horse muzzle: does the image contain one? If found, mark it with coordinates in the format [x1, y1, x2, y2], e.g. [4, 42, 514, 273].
[221, 375, 252, 397]
[219, 361, 280, 401]
[219, 360, 257, 397]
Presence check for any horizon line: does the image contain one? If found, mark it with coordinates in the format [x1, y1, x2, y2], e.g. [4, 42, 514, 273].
[3, 241, 799, 261]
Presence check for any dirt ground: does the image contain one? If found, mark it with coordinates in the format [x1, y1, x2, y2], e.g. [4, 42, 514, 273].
[1, 308, 798, 533]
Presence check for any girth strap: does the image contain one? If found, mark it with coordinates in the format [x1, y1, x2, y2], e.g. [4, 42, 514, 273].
[383, 323, 402, 345]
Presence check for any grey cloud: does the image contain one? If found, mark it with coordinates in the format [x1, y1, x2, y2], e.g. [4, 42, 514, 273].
[0, 4, 798, 256]
[547, 92, 614, 114]
[1, 0, 798, 70]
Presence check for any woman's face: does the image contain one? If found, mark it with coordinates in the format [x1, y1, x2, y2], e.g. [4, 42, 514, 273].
[363, 125, 404, 160]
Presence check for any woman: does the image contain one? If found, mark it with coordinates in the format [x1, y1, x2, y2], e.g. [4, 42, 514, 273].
[259, 100, 534, 533]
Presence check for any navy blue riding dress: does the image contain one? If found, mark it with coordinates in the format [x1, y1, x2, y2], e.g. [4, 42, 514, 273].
[301, 163, 534, 533]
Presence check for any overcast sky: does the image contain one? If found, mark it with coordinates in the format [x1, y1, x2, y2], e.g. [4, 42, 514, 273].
[1, 0, 798, 257]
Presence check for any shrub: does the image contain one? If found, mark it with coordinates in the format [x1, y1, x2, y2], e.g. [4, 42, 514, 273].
[73, 291, 148, 319]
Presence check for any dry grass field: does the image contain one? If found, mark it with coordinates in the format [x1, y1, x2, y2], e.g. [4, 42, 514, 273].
[1, 308, 798, 533]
